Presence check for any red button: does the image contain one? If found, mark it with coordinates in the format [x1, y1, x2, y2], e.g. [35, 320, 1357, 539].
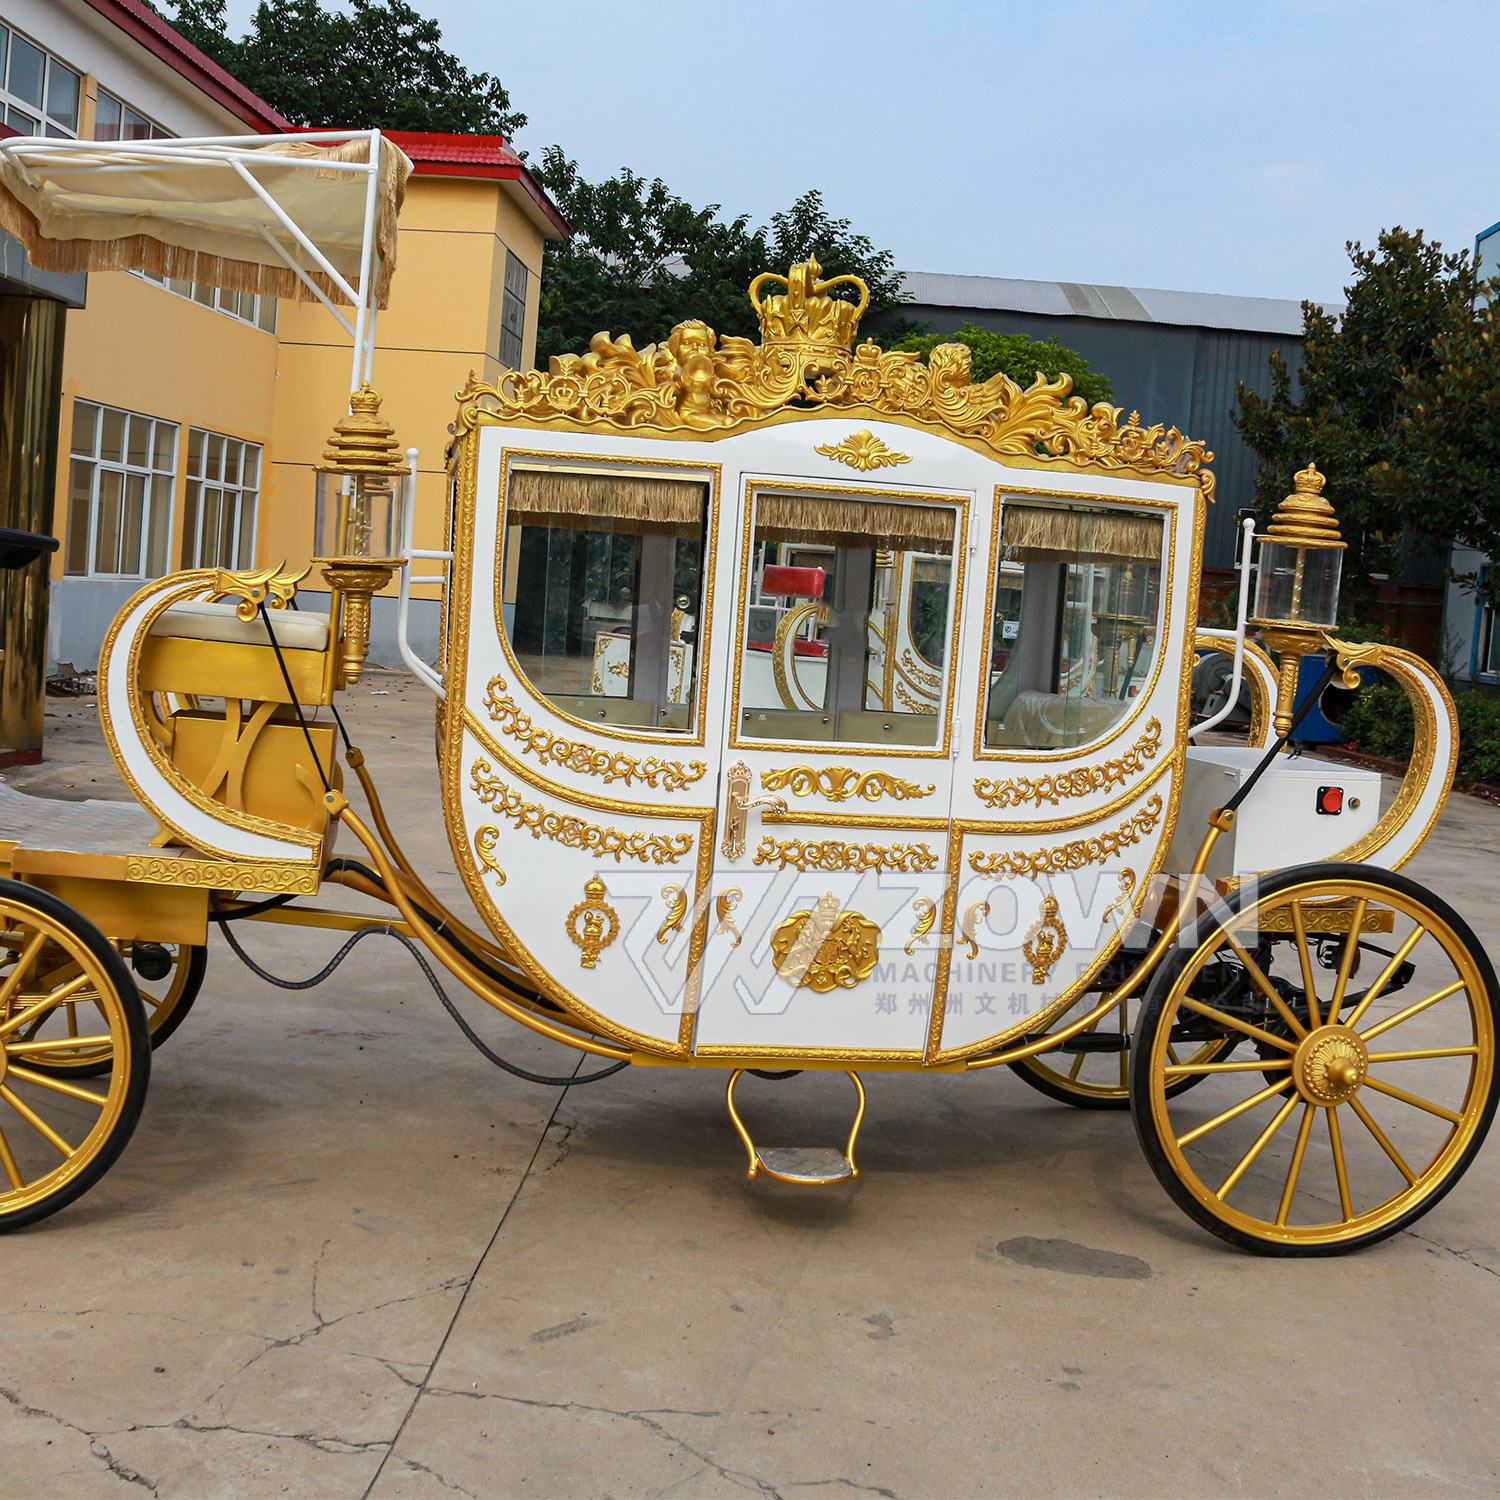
[1316, 786, 1344, 815]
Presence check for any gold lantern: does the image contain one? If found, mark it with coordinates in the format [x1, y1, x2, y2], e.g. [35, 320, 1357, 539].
[1248, 462, 1346, 738]
[313, 383, 410, 686]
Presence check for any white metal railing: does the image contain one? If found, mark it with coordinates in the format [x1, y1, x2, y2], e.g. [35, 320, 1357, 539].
[1189, 515, 1257, 739]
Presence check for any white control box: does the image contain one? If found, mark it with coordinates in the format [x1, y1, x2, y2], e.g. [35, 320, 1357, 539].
[1165, 746, 1383, 879]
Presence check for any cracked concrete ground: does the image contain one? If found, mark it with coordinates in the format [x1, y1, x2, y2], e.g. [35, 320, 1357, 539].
[2, 680, 1499, 1498]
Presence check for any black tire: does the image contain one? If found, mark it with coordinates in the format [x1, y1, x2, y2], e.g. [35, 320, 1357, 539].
[1130, 863, 1500, 1256]
[0, 878, 150, 1231]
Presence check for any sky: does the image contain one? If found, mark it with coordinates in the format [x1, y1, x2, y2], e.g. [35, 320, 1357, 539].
[223, 0, 1500, 305]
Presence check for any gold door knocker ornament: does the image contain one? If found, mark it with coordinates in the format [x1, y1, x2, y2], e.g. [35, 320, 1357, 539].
[567, 875, 620, 969]
[1022, 895, 1068, 984]
[770, 893, 882, 993]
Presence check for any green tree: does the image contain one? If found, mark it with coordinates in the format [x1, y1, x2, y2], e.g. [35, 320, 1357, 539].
[883, 322, 1115, 407]
[160, 0, 525, 135]
[1233, 228, 1478, 620]
[531, 148, 906, 363]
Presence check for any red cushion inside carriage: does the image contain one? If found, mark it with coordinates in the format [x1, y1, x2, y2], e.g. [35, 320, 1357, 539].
[762, 564, 826, 598]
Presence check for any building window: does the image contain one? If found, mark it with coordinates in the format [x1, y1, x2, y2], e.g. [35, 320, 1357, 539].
[0, 24, 81, 137]
[93, 86, 169, 141]
[181, 430, 260, 571]
[67, 402, 178, 579]
[500, 250, 527, 369]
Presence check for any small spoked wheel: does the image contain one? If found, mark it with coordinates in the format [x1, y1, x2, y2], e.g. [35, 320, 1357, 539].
[1131, 864, 1499, 1255]
[17, 942, 205, 1078]
[0, 879, 150, 1231]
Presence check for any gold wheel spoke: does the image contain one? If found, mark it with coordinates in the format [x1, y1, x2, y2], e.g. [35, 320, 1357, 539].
[0, 1121, 24, 1191]
[1327, 1107, 1353, 1222]
[1325, 900, 1368, 1024]
[1290, 902, 1321, 1030]
[1164, 1057, 1292, 1077]
[1224, 933, 1307, 1039]
[1067, 1049, 1086, 1082]
[1361, 1076, 1462, 1124]
[1166, 1043, 1181, 1066]
[64, 1002, 79, 1039]
[1217, 1094, 1299, 1199]
[1367, 1046, 1480, 1063]
[1348, 1095, 1417, 1183]
[0, 975, 94, 1040]
[1177, 1077, 1294, 1147]
[7, 1034, 114, 1056]
[1360, 980, 1467, 1042]
[0, 931, 46, 1008]
[5, 1066, 108, 1107]
[0, 1084, 76, 1159]
[1180, 997, 1296, 1053]
[1275, 1104, 1317, 1225]
[1345, 924, 1427, 1031]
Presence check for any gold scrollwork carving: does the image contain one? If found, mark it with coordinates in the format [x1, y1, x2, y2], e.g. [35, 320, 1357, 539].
[974, 719, 1162, 809]
[760, 766, 935, 803]
[1104, 869, 1137, 927]
[474, 825, 506, 883]
[814, 430, 912, 471]
[1022, 895, 1068, 984]
[470, 759, 694, 865]
[452, 257, 1214, 502]
[898, 649, 941, 692]
[208, 561, 310, 623]
[656, 883, 688, 944]
[753, 837, 940, 874]
[483, 675, 707, 791]
[715, 887, 743, 946]
[566, 875, 620, 969]
[904, 896, 937, 955]
[959, 899, 989, 961]
[968, 794, 1164, 878]
[123, 856, 318, 894]
[770, 892, 882, 992]
[895, 681, 938, 714]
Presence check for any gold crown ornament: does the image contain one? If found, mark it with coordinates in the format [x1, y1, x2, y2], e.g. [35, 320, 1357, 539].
[1263, 463, 1346, 549]
[750, 255, 870, 362]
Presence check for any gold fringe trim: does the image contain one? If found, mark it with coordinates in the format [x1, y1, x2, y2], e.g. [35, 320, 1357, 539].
[1000, 503, 1161, 563]
[755, 493, 953, 553]
[507, 468, 706, 536]
[0, 137, 409, 309]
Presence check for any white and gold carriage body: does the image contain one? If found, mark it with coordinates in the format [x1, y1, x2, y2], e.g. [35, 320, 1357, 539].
[435, 260, 1457, 1070]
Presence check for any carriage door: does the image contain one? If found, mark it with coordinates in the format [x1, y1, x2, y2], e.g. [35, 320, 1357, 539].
[691, 482, 969, 1058]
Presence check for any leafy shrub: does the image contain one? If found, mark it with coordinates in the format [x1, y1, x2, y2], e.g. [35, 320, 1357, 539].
[1340, 684, 1500, 784]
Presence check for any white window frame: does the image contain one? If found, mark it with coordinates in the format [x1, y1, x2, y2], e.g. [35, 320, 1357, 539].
[0, 23, 80, 138]
[181, 428, 261, 571]
[67, 401, 179, 580]
[92, 85, 169, 143]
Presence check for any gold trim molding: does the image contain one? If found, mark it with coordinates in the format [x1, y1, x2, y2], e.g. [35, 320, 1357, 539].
[814, 430, 912, 471]
[974, 718, 1162, 809]
[968, 793, 1164, 877]
[483, 675, 707, 791]
[753, 836, 940, 874]
[470, 758, 694, 865]
[760, 766, 935, 803]
[123, 855, 318, 895]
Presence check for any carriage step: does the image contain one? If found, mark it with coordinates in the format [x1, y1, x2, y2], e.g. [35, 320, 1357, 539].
[1059, 1032, 1130, 1054]
[725, 1069, 867, 1186]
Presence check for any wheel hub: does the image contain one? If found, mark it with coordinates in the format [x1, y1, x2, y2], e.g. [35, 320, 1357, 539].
[1293, 1025, 1368, 1105]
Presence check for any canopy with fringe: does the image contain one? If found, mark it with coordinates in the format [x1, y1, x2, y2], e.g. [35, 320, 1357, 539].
[1000, 503, 1162, 564]
[754, 493, 955, 553]
[507, 468, 708, 537]
[0, 132, 410, 309]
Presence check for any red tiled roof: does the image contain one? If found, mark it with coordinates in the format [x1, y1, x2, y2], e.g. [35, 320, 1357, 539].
[81, 0, 294, 134]
[384, 131, 568, 239]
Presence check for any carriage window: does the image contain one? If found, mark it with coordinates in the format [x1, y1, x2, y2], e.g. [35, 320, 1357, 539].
[738, 492, 956, 745]
[985, 503, 1164, 749]
[502, 468, 708, 731]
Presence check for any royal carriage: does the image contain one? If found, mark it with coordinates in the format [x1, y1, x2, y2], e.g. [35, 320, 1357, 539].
[0, 133, 1494, 1253]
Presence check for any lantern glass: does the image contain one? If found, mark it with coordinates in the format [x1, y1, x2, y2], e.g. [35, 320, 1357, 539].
[1254, 540, 1342, 629]
[314, 470, 408, 560]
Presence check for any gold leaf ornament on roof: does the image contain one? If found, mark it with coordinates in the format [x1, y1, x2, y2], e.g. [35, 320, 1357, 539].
[454, 257, 1215, 500]
[814, 430, 912, 472]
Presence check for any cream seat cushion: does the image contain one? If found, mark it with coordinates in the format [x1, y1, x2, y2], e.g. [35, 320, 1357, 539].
[149, 599, 330, 652]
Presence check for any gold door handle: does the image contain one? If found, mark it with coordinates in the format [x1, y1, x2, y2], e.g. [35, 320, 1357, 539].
[721, 760, 786, 860]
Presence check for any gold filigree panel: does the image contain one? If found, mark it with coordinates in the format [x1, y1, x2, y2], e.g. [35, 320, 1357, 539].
[470, 759, 694, 865]
[123, 856, 318, 894]
[968, 794, 1164, 878]
[483, 675, 707, 792]
[760, 766, 935, 803]
[753, 837, 940, 874]
[770, 893, 882, 992]
[974, 719, 1163, 809]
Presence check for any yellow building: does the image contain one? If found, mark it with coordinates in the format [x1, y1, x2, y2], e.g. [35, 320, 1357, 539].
[0, 0, 564, 734]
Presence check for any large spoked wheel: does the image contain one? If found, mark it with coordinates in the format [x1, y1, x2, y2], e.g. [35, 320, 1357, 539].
[16, 942, 205, 1079]
[1131, 864, 1499, 1255]
[0, 879, 150, 1231]
[1010, 974, 1234, 1110]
